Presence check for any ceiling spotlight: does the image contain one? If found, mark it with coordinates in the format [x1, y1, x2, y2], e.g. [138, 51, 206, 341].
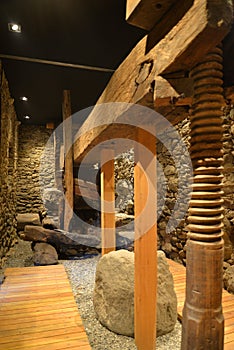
[8, 23, 21, 33]
[20, 96, 28, 101]
[24, 115, 30, 120]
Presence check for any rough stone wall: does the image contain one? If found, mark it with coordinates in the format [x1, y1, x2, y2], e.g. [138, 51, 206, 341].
[157, 110, 234, 264]
[0, 63, 19, 265]
[114, 109, 234, 263]
[115, 149, 134, 214]
[17, 126, 55, 213]
[157, 118, 191, 262]
[222, 106, 234, 263]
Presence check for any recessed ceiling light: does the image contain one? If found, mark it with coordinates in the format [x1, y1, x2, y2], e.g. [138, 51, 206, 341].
[8, 23, 21, 33]
[24, 115, 30, 120]
[20, 96, 28, 101]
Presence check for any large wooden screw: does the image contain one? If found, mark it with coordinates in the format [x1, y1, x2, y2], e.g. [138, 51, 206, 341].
[181, 46, 225, 349]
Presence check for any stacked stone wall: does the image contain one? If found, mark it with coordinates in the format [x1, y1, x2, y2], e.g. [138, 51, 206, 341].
[0, 63, 19, 266]
[17, 126, 55, 213]
[114, 108, 234, 264]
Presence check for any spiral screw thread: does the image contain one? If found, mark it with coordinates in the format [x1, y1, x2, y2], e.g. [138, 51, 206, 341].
[188, 46, 224, 243]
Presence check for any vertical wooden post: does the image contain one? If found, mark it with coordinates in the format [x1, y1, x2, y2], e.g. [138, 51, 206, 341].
[182, 46, 225, 349]
[62, 90, 74, 231]
[53, 130, 64, 228]
[101, 148, 116, 255]
[134, 128, 157, 350]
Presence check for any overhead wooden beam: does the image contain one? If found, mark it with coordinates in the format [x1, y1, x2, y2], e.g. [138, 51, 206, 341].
[134, 128, 157, 350]
[62, 90, 74, 231]
[74, 0, 232, 164]
[126, 0, 194, 47]
[126, 0, 178, 31]
[101, 149, 116, 255]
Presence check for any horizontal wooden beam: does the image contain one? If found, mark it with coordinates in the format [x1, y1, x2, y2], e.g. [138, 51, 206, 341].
[126, 0, 178, 31]
[74, 178, 99, 201]
[74, 0, 233, 163]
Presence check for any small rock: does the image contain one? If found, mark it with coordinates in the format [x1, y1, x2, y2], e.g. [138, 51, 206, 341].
[223, 262, 230, 270]
[17, 213, 41, 231]
[164, 165, 176, 176]
[33, 242, 58, 265]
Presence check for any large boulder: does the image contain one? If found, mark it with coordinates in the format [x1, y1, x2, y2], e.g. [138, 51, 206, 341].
[93, 249, 177, 337]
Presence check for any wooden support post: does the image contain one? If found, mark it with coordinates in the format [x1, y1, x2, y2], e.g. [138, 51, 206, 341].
[53, 130, 64, 229]
[101, 149, 116, 255]
[134, 128, 157, 350]
[62, 90, 74, 231]
[53, 131, 63, 190]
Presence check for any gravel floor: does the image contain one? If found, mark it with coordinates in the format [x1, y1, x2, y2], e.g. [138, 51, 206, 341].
[0, 239, 182, 349]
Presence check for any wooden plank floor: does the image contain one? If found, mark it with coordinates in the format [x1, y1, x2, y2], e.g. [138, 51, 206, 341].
[0, 264, 91, 350]
[167, 259, 234, 350]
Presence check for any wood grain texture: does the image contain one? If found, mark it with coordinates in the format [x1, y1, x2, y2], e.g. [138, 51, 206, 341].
[0, 265, 91, 350]
[101, 149, 116, 255]
[167, 259, 234, 349]
[74, 0, 233, 164]
[74, 178, 99, 201]
[62, 90, 74, 231]
[126, 0, 178, 31]
[134, 129, 157, 350]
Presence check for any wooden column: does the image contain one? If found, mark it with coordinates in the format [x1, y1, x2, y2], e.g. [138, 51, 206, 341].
[134, 129, 157, 350]
[62, 90, 73, 231]
[53, 129, 64, 229]
[101, 149, 116, 255]
[181, 46, 225, 349]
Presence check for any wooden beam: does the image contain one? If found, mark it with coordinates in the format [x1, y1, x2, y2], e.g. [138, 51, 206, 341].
[134, 128, 157, 350]
[126, 0, 178, 31]
[53, 130, 64, 229]
[53, 131, 63, 190]
[154, 75, 193, 107]
[62, 90, 73, 231]
[101, 149, 116, 255]
[74, 0, 232, 164]
[74, 179, 99, 201]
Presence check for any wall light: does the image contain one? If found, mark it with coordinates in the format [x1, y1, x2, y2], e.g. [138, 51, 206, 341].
[8, 23, 21, 33]
[24, 115, 30, 120]
[20, 96, 28, 101]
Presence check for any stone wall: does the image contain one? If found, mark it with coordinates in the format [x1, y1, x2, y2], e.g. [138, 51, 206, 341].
[114, 108, 234, 263]
[157, 109, 234, 264]
[0, 63, 19, 266]
[17, 126, 55, 213]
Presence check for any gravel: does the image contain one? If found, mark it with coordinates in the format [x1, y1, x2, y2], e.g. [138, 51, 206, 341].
[0, 239, 182, 349]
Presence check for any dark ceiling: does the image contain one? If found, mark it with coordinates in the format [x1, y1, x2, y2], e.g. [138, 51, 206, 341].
[0, 0, 233, 126]
[0, 0, 146, 125]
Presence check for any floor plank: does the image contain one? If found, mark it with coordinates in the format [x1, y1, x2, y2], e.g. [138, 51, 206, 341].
[0, 265, 91, 350]
[167, 258, 234, 349]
